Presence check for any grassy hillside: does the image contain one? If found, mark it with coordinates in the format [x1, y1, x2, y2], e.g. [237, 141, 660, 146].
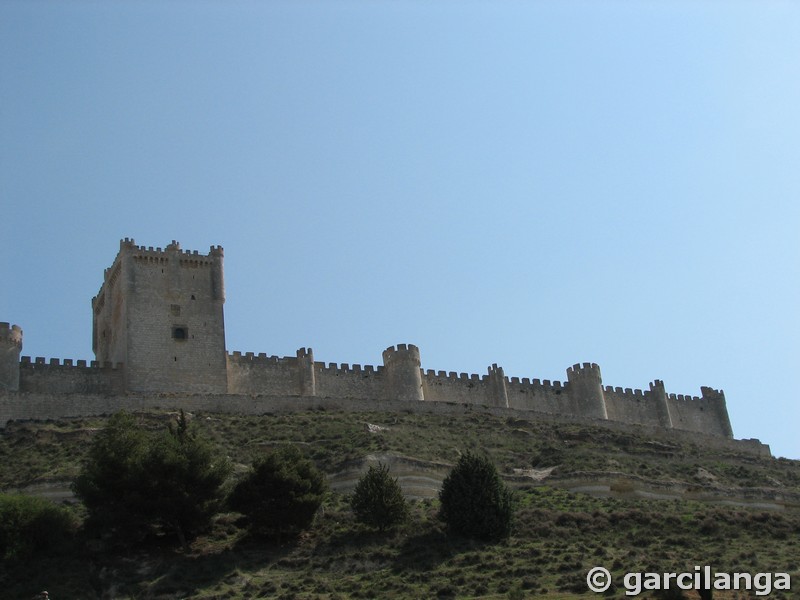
[1, 408, 798, 599]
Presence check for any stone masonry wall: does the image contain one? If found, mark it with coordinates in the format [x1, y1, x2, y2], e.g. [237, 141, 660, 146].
[422, 370, 495, 405]
[314, 362, 385, 400]
[0, 390, 771, 459]
[668, 390, 732, 438]
[506, 377, 577, 414]
[226, 352, 297, 395]
[7, 346, 738, 441]
[19, 357, 123, 395]
[603, 387, 664, 428]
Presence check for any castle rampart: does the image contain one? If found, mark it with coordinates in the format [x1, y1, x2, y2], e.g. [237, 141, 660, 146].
[18, 356, 124, 395]
[666, 386, 733, 439]
[1, 238, 752, 451]
[315, 360, 385, 400]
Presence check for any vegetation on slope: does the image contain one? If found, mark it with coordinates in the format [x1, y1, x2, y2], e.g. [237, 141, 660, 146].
[0, 408, 798, 599]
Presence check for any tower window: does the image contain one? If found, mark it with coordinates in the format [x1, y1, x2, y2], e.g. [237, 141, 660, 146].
[172, 326, 188, 340]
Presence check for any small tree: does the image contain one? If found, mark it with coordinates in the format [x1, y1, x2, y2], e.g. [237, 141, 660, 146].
[438, 452, 513, 540]
[229, 446, 327, 540]
[350, 462, 409, 532]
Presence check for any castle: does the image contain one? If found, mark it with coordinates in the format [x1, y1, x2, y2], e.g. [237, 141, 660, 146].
[0, 238, 766, 454]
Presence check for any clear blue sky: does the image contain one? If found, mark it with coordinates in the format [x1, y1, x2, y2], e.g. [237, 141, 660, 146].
[2, 1, 798, 459]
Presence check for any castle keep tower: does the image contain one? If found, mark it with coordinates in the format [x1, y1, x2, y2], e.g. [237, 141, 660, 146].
[92, 239, 227, 393]
[0, 323, 23, 392]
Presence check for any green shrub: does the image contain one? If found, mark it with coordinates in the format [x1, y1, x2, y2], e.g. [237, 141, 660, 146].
[438, 452, 513, 540]
[0, 493, 77, 561]
[350, 462, 409, 532]
[229, 446, 327, 539]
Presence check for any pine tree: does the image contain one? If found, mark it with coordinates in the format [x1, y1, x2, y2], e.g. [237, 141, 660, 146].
[350, 463, 409, 532]
[138, 410, 231, 549]
[228, 446, 327, 540]
[438, 451, 513, 540]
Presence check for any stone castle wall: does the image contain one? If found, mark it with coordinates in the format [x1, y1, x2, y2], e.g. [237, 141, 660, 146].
[0, 238, 745, 448]
[0, 390, 771, 459]
[7, 348, 739, 441]
[18, 357, 124, 395]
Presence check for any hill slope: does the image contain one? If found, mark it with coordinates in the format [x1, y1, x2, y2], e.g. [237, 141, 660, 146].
[1, 408, 798, 599]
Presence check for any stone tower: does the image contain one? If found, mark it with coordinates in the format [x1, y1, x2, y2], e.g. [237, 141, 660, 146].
[649, 379, 673, 429]
[92, 239, 227, 393]
[0, 322, 23, 392]
[566, 362, 608, 420]
[382, 344, 424, 401]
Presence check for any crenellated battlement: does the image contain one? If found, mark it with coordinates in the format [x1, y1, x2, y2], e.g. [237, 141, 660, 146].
[422, 370, 487, 384]
[508, 376, 566, 388]
[228, 351, 290, 365]
[119, 238, 221, 261]
[567, 362, 602, 379]
[0, 323, 23, 348]
[609, 387, 643, 397]
[317, 361, 380, 376]
[382, 343, 420, 361]
[20, 356, 123, 370]
[667, 393, 702, 403]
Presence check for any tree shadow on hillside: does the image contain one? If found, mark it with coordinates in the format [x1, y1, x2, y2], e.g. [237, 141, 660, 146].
[391, 527, 489, 573]
[127, 546, 246, 597]
[323, 524, 399, 551]
[107, 533, 301, 598]
[5, 529, 301, 600]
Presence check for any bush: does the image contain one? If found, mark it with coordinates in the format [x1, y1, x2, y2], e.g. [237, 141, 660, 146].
[0, 493, 77, 561]
[350, 463, 409, 532]
[73, 410, 231, 548]
[438, 452, 513, 540]
[229, 446, 327, 539]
